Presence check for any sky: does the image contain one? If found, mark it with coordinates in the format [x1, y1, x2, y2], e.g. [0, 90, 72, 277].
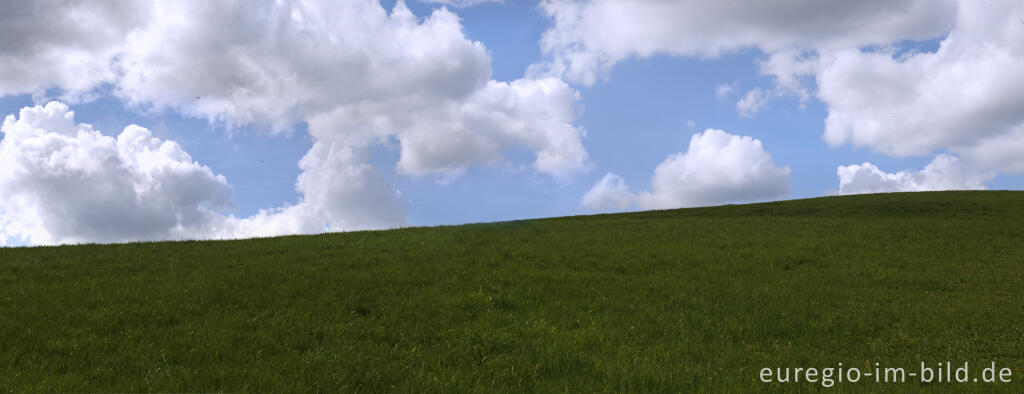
[1, 0, 1023, 246]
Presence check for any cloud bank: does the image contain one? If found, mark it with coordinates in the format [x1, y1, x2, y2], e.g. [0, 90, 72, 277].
[0, 0, 588, 244]
[534, 0, 1024, 192]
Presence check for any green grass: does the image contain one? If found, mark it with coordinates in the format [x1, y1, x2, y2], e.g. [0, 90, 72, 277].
[2, 191, 1024, 392]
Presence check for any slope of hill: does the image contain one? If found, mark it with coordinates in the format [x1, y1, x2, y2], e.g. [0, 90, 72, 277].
[2, 191, 1023, 392]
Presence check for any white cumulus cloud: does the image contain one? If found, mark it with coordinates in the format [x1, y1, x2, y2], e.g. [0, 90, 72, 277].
[0, 0, 589, 244]
[736, 88, 769, 117]
[836, 154, 993, 195]
[0, 102, 415, 245]
[818, 0, 1024, 169]
[0, 1, 152, 101]
[418, 0, 503, 7]
[582, 129, 789, 211]
[530, 0, 955, 86]
[0, 102, 233, 245]
[715, 83, 737, 100]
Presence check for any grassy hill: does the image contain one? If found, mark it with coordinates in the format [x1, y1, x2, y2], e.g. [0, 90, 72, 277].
[2, 191, 1024, 392]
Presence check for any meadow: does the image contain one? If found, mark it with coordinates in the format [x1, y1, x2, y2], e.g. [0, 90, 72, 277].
[2, 191, 1024, 392]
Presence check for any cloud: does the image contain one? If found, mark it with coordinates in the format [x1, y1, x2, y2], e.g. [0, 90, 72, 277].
[418, 0, 503, 7]
[818, 0, 1024, 169]
[836, 154, 993, 195]
[291, 140, 408, 230]
[0, 102, 411, 245]
[758, 49, 818, 103]
[531, 0, 955, 86]
[0, 0, 589, 244]
[305, 77, 587, 178]
[535, 0, 1024, 180]
[736, 88, 769, 117]
[106, 0, 587, 178]
[580, 173, 633, 211]
[0, 1, 152, 101]
[210, 139, 411, 240]
[116, 1, 488, 127]
[582, 129, 789, 211]
[958, 125, 1024, 174]
[0, 102, 233, 245]
[714, 83, 736, 100]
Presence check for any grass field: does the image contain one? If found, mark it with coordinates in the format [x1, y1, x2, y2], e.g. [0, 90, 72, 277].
[2, 191, 1024, 392]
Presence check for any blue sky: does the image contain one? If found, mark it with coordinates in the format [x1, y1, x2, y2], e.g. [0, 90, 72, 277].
[1, 0, 1022, 245]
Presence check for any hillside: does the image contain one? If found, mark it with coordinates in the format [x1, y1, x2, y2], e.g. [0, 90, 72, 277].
[2, 191, 1024, 392]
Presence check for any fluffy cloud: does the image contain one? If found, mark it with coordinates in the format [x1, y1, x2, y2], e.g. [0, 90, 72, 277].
[98, 0, 583, 179]
[0, 102, 232, 245]
[305, 77, 586, 178]
[580, 173, 634, 211]
[837, 154, 993, 195]
[211, 140, 410, 239]
[120, 0, 584, 237]
[0, 102, 411, 245]
[418, 0, 503, 7]
[958, 125, 1024, 174]
[818, 0, 1024, 168]
[582, 129, 789, 211]
[736, 88, 769, 117]
[714, 83, 737, 100]
[537, 0, 1024, 183]
[0, 1, 151, 100]
[531, 0, 955, 86]
[0, 0, 589, 244]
